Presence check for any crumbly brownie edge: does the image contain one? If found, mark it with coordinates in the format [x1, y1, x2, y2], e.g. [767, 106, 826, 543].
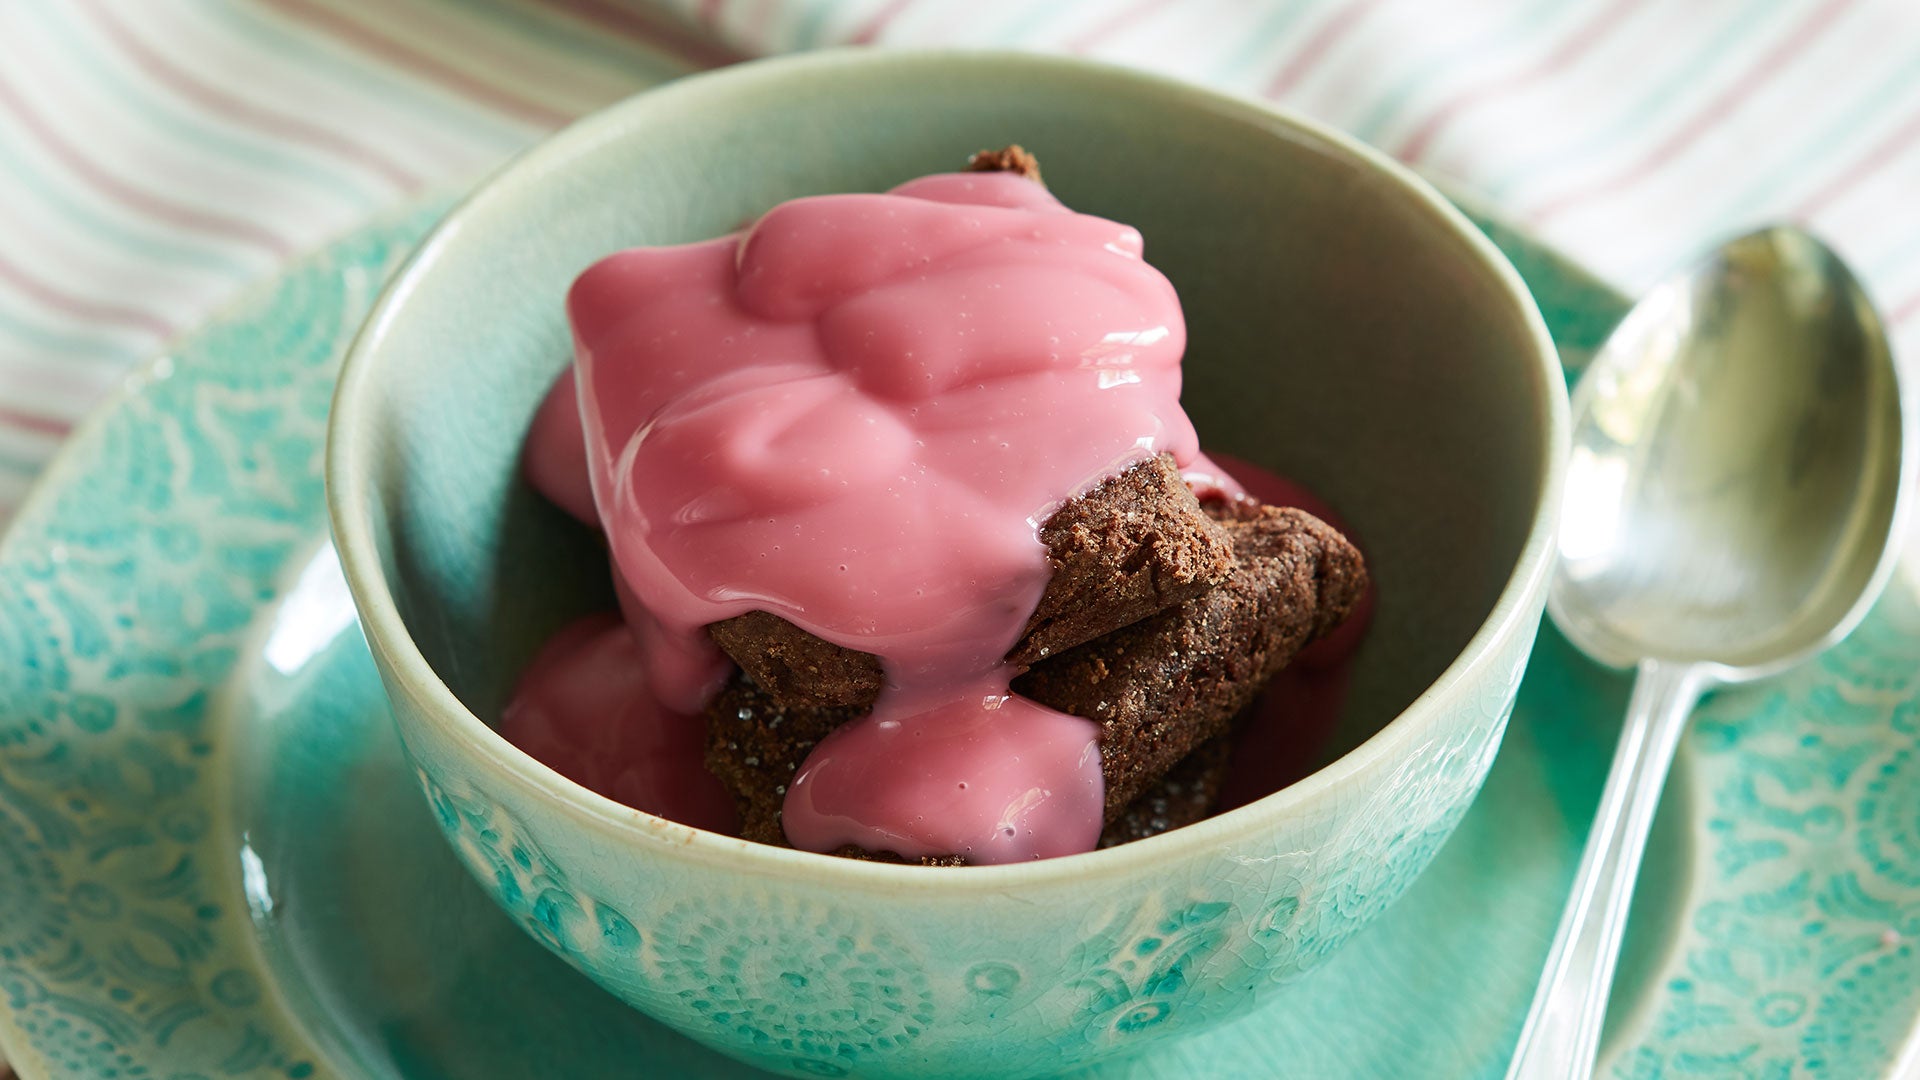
[706, 453, 1234, 710]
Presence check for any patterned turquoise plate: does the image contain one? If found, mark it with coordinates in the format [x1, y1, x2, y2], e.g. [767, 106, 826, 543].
[1, 202, 1918, 1080]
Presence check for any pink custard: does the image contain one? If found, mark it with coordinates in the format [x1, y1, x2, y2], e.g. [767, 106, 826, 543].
[517, 169, 1226, 863]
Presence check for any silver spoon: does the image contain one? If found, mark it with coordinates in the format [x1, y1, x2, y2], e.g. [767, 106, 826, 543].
[1505, 225, 1910, 1080]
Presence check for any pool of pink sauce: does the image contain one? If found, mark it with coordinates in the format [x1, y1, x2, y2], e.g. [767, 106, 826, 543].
[504, 171, 1372, 861]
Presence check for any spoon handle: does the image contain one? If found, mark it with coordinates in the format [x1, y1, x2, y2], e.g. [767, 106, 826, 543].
[1505, 659, 1706, 1080]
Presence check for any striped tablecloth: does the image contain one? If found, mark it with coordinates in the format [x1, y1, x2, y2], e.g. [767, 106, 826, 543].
[1, 0, 1917, 531]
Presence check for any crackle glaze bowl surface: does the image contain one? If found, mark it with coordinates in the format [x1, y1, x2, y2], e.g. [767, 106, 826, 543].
[324, 50, 1566, 1079]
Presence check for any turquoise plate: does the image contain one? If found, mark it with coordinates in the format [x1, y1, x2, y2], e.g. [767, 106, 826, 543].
[1, 201, 1917, 1080]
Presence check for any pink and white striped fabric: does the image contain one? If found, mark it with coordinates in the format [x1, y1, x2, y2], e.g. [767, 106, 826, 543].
[1, 0, 1917, 527]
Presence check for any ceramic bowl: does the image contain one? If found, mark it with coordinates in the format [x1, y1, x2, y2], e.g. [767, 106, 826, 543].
[327, 50, 1566, 1079]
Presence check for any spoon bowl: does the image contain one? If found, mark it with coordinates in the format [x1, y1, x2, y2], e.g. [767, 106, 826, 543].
[1550, 226, 1906, 677]
[1508, 225, 1909, 1080]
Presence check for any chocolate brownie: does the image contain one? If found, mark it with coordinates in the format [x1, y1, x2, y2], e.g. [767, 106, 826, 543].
[705, 500, 1366, 853]
[1016, 500, 1367, 818]
[706, 453, 1234, 709]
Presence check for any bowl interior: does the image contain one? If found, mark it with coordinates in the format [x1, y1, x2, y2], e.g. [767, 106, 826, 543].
[344, 52, 1554, 779]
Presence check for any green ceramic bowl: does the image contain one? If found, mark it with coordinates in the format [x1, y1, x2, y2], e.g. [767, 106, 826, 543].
[327, 50, 1566, 1079]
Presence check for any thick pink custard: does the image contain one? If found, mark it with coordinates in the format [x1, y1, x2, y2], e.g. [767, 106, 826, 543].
[519, 170, 1226, 863]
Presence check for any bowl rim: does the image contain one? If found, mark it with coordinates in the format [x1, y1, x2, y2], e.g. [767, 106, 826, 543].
[326, 46, 1569, 892]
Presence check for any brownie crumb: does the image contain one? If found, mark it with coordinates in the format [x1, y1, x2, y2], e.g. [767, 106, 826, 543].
[967, 145, 1043, 183]
[831, 847, 970, 868]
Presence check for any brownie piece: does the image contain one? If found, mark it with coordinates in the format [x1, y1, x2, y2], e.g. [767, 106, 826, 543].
[705, 501, 1366, 853]
[1013, 453, 1238, 666]
[966, 144, 1042, 183]
[1015, 501, 1367, 819]
[707, 610, 885, 710]
[706, 453, 1234, 710]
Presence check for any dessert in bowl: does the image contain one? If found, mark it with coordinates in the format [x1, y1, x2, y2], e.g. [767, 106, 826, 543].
[327, 50, 1565, 1079]
[509, 143, 1371, 865]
